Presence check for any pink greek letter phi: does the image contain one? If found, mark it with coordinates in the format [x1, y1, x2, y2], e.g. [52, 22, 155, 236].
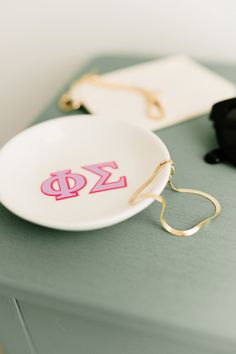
[82, 161, 127, 194]
[41, 170, 87, 200]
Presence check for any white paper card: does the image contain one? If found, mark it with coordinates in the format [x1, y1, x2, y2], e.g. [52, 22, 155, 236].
[70, 56, 236, 131]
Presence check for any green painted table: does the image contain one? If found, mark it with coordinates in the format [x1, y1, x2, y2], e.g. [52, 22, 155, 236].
[0, 55, 236, 354]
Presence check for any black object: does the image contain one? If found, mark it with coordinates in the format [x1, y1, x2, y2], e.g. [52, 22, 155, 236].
[204, 148, 226, 164]
[205, 97, 236, 166]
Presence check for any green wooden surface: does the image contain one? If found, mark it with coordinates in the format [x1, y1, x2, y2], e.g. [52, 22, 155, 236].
[0, 295, 33, 354]
[19, 300, 234, 354]
[0, 55, 236, 351]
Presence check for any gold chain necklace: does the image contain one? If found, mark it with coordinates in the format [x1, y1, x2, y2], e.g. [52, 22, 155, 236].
[129, 160, 221, 237]
[59, 73, 164, 120]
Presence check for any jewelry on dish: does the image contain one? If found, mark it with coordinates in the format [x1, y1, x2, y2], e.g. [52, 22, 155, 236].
[129, 160, 221, 237]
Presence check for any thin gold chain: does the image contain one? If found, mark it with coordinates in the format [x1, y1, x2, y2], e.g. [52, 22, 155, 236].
[59, 73, 164, 120]
[129, 160, 221, 237]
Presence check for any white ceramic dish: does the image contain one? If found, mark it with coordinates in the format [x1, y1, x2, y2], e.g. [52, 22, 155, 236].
[0, 115, 170, 231]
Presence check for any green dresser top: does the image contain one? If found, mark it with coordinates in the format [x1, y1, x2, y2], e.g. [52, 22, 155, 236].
[1, 55, 236, 345]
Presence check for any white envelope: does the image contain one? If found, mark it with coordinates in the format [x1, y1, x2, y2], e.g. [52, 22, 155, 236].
[69, 55, 236, 131]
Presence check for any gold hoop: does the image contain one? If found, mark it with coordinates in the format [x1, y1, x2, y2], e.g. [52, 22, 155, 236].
[129, 160, 221, 237]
